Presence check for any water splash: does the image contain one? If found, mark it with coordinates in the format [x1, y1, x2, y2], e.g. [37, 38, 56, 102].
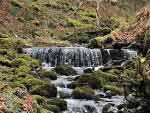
[24, 47, 137, 67]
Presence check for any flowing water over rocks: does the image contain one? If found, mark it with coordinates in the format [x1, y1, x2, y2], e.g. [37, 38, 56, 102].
[24, 47, 137, 67]
[24, 47, 137, 113]
[52, 74, 124, 113]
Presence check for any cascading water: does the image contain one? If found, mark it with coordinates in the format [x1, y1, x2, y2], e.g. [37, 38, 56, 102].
[24, 47, 137, 113]
[24, 47, 137, 67]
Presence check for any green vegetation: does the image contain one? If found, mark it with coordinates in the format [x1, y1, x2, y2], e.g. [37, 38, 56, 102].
[0, 0, 149, 113]
[72, 86, 95, 99]
[54, 64, 77, 76]
[39, 70, 57, 80]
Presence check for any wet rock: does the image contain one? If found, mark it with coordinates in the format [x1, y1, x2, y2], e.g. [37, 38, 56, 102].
[83, 68, 93, 73]
[105, 90, 112, 99]
[39, 70, 57, 80]
[117, 104, 124, 110]
[31, 83, 57, 98]
[54, 64, 77, 76]
[72, 86, 95, 100]
[59, 91, 71, 98]
[102, 103, 114, 113]
[76, 74, 103, 89]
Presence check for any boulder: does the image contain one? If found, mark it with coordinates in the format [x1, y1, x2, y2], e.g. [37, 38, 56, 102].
[72, 86, 95, 100]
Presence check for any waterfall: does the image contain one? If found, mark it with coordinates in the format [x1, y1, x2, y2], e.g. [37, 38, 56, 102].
[24, 47, 137, 67]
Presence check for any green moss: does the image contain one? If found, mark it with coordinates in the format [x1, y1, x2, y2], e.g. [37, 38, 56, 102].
[31, 83, 57, 98]
[72, 86, 95, 99]
[39, 70, 57, 80]
[37, 105, 54, 113]
[33, 95, 46, 105]
[15, 76, 44, 87]
[104, 85, 123, 95]
[93, 70, 118, 82]
[0, 57, 11, 67]
[0, 49, 8, 55]
[77, 74, 103, 89]
[54, 64, 77, 76]
[45, 104, 60, 113]
[11, 58, 28, 67]
[80, 11, 96, 18]
[67, 18, 83, 27]
[31, 59, 40, 68]
[15, 66, 31, 75]
[47, 99, 67, 111]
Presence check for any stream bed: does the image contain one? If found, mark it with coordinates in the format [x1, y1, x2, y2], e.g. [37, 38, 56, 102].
[52, 72, 124, 113]
[23, 47, 136, 113]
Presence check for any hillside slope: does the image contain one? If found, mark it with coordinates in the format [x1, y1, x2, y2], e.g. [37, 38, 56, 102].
[0, 0, 149, 46]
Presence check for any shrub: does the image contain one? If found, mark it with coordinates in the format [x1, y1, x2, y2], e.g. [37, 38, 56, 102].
[72, 86, 95, 100]
[54, 64, 77, 76]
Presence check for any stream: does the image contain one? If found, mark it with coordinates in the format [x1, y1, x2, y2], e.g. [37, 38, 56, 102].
[52, 74, 124, 113]
[24, 47, 137, 113]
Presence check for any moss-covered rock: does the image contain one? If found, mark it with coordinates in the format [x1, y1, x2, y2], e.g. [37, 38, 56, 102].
[76, 74, 103, 89]
[0, 57, 11, 67]
[31, 83, 57, 98]
[54, 64, 77, 76]
[39, 70, 57, 80]
[93, 70, 118, 82]
[31, 59, 40, 69]
[103, 85, 123, 95]
[15, 66, 31, 75]
[47, 98, 67, 111]
[72, 86, 95, 99]
[11, 58, 28, 67]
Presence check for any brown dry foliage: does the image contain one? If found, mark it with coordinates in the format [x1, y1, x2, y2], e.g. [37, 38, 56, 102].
[117, 4, 150, 43]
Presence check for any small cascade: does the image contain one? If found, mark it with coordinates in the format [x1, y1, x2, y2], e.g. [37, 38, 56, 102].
[24, 47, 137, 67]
[64, 96, 123, 113]
[24, 47, 136, 113]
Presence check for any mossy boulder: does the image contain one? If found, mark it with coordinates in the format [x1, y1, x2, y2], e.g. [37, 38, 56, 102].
[93, 70, 118, 82]
[15, 66, 31, 75]
[37, 105, 54, 113]
[103, 85, 123, 95]
[76, 74, 103, 89]
[33, 95, 46, 105]
[31, 83, 57, 98]
[11, 58, 28, 67]
[47, 99, 67, 111]
[39, 70, 57, 80]
[54, 64, 77, 76]
[0, 57, 11, 67]
[31, 59, 40, 69]
[72, 86, 95, 100]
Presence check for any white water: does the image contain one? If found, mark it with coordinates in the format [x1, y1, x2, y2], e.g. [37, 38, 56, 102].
[24, 47, 137, 67]
[52, 74, 124, 113]
[24, 47, 136, 113]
